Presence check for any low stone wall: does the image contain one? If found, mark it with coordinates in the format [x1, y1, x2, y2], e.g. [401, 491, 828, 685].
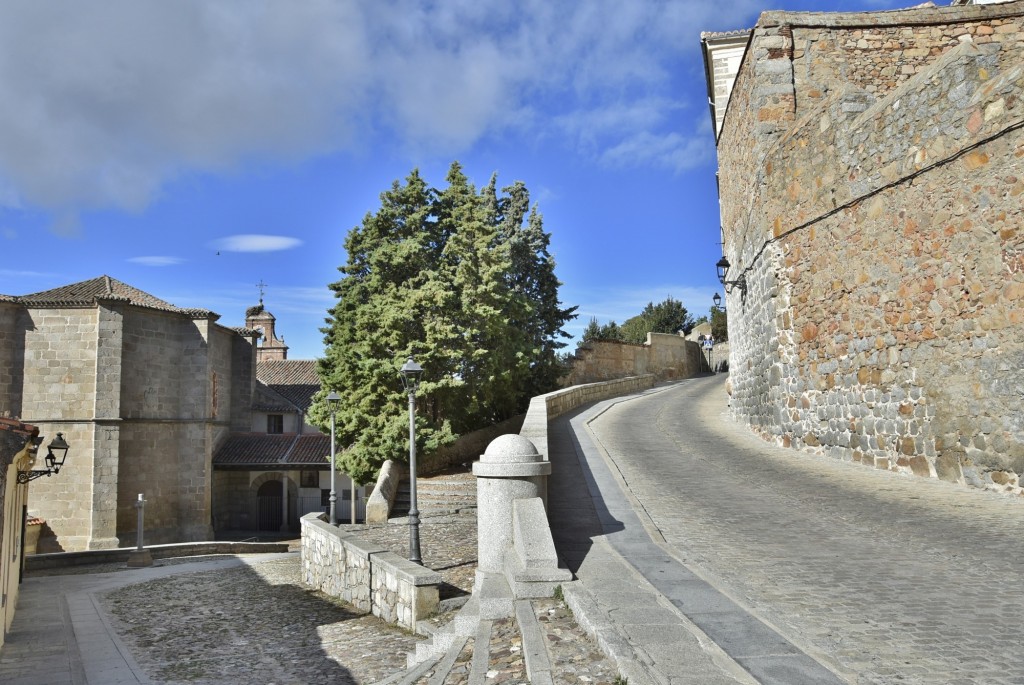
[24, 540, 291, 571]
[565, 333, 703, 386]
[300, 513, 440, 633]
[521, 375, 656, 462]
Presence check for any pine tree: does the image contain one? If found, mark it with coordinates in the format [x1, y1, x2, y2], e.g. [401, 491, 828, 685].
[311, 163, 575, 483]
[620, 297, 694, 344]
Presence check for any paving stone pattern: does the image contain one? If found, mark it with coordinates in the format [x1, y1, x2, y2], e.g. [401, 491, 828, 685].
[590, 376, 1024, 685]
[91, 469, 618, 684]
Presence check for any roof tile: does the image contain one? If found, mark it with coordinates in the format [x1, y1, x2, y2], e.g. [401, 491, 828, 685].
[11, 275, 218, 318]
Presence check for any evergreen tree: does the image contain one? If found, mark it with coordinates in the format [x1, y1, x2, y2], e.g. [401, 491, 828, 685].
[599, 321, 622, 340]
[710, 305, 728, 342]
[310, 163, 575, 483]
[620, 297, 694, 344]
[581, 317, 602, 342]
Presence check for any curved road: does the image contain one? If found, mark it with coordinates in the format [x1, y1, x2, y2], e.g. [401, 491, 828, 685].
[585, 374, 1024, 685]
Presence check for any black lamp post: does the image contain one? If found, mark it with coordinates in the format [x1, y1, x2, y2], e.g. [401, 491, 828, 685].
[716, 256, 747, 296]
[17, 433, 70, 484]
[327, 391, 341, 525]
[399, 356, 424, 564]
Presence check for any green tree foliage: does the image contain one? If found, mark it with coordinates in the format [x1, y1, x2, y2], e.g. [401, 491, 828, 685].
[581, 316, 625, 342]
[309, 163, 576, 483]
[710, 305, 728, 342]
[619, 297, 694, 344]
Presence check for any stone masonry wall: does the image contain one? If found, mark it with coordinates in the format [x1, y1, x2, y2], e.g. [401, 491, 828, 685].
[0, 303, 22, 419]
[116, 311, 234, 545]
[300, 513, 440, 633]
[718, 2, 1024, 493]
[565, 333, 703, 386]
[18, 307, 100, 551]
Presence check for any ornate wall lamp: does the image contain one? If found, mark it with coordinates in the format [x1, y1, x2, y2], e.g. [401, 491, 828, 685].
[18, 433, 70, 484]
[716, 256, 747, 296]
[399, 356, 424, 565]
[713, 292, 723, 310]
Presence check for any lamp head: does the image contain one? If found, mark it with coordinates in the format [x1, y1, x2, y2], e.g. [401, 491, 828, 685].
[46, 433, 69, 473]
[713, 292, 722, 308]
[400, 357, 424, 393]
[716, 257, 730, 285]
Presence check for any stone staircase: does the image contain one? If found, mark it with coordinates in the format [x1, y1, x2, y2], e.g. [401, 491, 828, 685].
[376, 574, 557, 685]
[389, 473, 477, 520]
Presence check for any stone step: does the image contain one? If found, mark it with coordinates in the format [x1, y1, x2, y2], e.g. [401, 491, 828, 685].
[392, 477, 477, 518]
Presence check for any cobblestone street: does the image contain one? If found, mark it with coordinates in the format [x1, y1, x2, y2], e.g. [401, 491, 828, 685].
[589, 375, 1024, 685]
[90, 485, 617, 684]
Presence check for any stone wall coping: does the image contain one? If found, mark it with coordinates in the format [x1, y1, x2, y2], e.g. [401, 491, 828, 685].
[758, 1, 1024, 30]
[25, 540, 290, 571]
[372, 550, 443, 587]
[301, 512, 440, 584]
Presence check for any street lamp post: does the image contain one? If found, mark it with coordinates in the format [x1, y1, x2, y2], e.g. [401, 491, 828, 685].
[327, 391, 341, 525]
[399, 356, 424, 565]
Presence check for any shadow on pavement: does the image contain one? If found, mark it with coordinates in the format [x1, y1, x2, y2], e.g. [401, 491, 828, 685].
[546, 404, 624, 575]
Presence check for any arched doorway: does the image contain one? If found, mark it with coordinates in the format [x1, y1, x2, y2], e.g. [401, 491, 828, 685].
[256, 480, 283, 531]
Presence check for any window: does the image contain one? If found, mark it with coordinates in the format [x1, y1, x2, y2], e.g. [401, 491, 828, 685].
[300, 471, 319, 488]
[267, 414, 284, 434]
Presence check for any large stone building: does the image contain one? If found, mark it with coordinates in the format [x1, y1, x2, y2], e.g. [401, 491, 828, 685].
[0, 276, 260, 551]
[0, 277, 351, 552]
[703, 1, 1024, 492]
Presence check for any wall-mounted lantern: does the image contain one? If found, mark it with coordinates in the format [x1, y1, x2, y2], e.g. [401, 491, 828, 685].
[712, 292, 723, 309]
[18, 433, 70, 484]
[716, 257, 747, 296]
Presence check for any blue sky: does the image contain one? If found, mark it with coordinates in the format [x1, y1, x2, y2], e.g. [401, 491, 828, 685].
[0, 0, 915, 360]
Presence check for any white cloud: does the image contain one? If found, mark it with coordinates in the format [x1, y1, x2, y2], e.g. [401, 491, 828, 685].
[0, 269, 53, 279]
[128, 256, 184, 267]
[0, 0, 769, 226]
[212, 234, 303, 253]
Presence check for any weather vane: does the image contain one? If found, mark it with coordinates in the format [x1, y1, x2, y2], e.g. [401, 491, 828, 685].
[256, 279, 267, 304]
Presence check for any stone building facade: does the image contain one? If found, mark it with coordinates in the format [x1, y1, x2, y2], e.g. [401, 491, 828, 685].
[212, 355, 364, 532]
[0, 277, 259, 551]
[707, 2, 1024, 492]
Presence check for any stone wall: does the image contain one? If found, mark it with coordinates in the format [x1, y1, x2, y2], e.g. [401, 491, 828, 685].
[300, 513, 440, 633]
[0, 302, 23, 419]
[565, 333, 703, 386]
[717, 2, 1024, 493]
[20, 304, 251, 551]
[17, 306, 102, 550]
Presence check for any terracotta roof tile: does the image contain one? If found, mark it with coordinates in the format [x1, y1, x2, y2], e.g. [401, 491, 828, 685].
[214, 433, 331, 468]
[284, 434, 331, 466]
[12, 275, 219, 318]
[257, 359, 320, 413]
[213, 434, 293, 466]
[0, 418, 38, 437]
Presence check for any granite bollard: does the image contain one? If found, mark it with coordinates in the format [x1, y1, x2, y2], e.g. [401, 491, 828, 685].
[473, 434, 550, 574]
